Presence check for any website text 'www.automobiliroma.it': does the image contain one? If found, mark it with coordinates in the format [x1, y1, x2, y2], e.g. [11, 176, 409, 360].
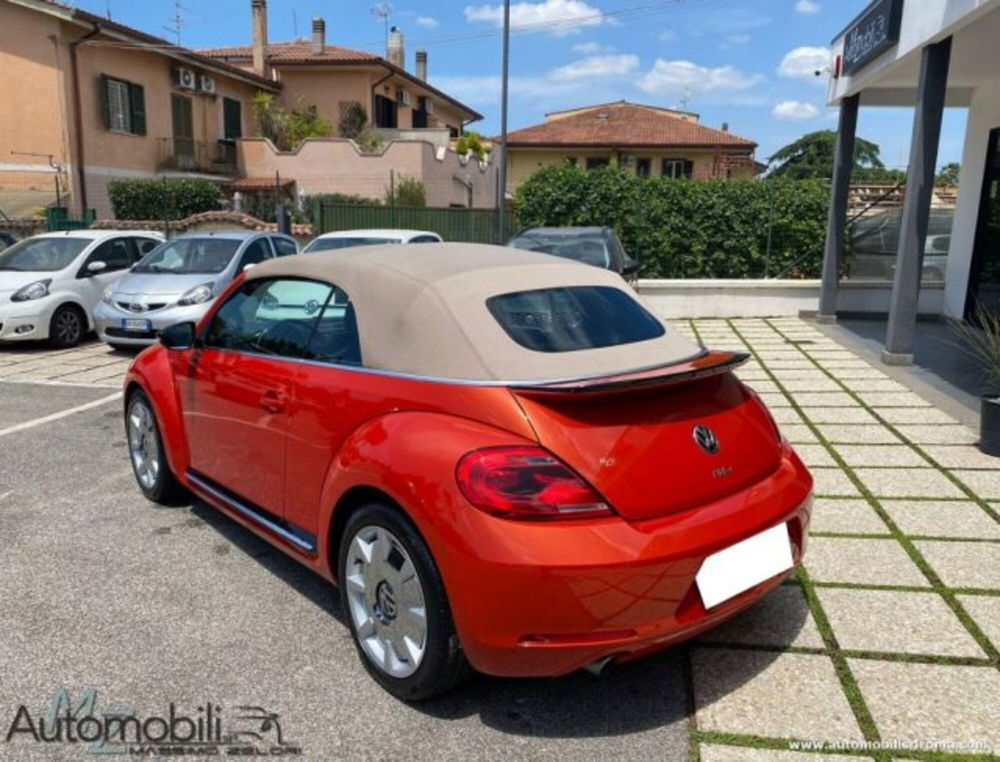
[788, 739, 992, 754]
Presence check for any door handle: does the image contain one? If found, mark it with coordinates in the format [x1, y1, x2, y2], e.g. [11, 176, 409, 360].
[260, 389, 287, 413]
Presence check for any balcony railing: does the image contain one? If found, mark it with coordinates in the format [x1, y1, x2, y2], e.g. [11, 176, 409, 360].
[157, 138, 237, 175]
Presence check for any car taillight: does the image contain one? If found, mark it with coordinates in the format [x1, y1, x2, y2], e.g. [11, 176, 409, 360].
[456, 446, 613, 520]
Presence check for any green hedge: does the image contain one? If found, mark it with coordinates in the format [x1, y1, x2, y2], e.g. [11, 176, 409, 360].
[108, 178, 222, 221]
[515, 164, 830, 279]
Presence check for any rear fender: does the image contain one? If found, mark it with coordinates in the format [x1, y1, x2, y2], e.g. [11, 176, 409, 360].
[124, 346, 191, 480]
[315, 411, 537, 579]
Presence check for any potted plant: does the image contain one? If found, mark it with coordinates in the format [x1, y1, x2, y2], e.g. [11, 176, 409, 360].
[952, 305, 1000, 456]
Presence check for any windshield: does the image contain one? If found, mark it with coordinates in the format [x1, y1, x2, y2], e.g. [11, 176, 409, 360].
[0, 237, 89, 272]
[132, 238, 241, 274]
[305, 237, 399, 252]
[509, 232, 611, 269]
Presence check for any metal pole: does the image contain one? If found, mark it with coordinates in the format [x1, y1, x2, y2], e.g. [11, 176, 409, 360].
[496, 0, 511, 244]
[818, 93, 860, 321]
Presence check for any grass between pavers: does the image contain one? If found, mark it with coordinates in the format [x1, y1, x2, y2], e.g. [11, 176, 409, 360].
[698, 319, 998, 761]
[757, 318, 1000, 665]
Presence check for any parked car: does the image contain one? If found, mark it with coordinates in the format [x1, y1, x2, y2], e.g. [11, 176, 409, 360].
[0, 231, 18, 251]
[123, 243, 812, 700]
[508, 226, 640, 283]
[0, 230, 163, 347]
[94, 231, 298, 349]
[849, 209, 953, 281]
[303, 229, 442, 253]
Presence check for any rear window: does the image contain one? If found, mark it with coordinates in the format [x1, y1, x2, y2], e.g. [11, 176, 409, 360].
[486, 286, 665, 353]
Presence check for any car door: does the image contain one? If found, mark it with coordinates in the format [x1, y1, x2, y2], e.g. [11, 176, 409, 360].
[235, 237, 273, 273]
[271, 236, 299, 257]
[184, 277, 335, 528]
[282, 286, 365, 539]
[76, 237, 134, 311]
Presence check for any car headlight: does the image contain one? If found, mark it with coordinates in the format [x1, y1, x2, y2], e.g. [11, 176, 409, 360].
[11, 279, 51, 302]
[101, 285, 115, 305]
[177, 283, 214, 307]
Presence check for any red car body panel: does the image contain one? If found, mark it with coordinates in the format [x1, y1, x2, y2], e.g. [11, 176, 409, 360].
[125, 272, 813, 678]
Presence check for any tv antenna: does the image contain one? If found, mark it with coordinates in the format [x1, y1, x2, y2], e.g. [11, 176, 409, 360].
[370, 3, 392, 51]
[163, 0, 186, 45]
[678, 87, 692, 111]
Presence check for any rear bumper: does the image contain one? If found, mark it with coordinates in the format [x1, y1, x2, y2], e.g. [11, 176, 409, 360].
[441, 449, 812, 677]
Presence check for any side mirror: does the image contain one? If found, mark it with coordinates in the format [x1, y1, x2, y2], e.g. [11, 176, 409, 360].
[160, 321, 198, 350]
[86, 260, 108, 274]
[622, 258, 640, 276]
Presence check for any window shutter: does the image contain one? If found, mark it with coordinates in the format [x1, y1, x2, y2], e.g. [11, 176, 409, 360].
[99, 74, 111, 130]
[683, 160, 694, 179]
[129, 83, 147, 135]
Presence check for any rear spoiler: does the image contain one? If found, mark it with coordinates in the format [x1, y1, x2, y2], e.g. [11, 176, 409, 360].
[510, 350, 750, 398]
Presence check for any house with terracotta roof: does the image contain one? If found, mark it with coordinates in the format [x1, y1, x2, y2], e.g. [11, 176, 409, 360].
[0, 0, 280, 219]
[500, 101, 764, 193]
[0, 0, 490, 219]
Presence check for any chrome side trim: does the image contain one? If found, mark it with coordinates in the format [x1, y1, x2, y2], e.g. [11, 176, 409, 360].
[186, 471, 315, 554]
[199, 346, 713, 389]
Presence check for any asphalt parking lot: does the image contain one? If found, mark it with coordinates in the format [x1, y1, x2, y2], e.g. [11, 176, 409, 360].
[0, 357, 690, 761]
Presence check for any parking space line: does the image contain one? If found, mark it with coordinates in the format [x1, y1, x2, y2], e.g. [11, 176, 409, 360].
[1, 378, 120, 389]
[0, 391, 122, 438]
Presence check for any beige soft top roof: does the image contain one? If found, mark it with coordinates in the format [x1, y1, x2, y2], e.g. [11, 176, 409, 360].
[247, 243, 701, 382]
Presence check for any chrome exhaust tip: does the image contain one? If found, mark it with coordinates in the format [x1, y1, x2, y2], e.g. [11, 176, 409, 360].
[583, 655, 615, 677]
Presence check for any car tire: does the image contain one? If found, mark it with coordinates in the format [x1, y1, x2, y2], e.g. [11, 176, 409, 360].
[48, 304, 85, 348]
[109, 343, 137, 353]
[338, 502, 469, 701]
[125, 390, 187, 504]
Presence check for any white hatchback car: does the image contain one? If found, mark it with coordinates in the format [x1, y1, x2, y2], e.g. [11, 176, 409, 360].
[303, 229, 442, 253]
[0, 230, 163, 347]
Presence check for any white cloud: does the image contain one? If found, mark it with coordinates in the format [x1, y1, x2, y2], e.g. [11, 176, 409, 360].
[464, 0, 605, 36]
[794, 0, 821, 14]
[571, 40, 614, 54]
[722, 33, 750, 48]
[431, 52, 636, 104]
[637, 59, 763, 96]
[416, 15, 440, 28]
[772, 100, 820, 119]
[777, 46, 830, 81]
[551, 53, 638, 81]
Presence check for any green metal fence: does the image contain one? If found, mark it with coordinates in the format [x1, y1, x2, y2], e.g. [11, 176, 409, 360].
[46, 207, 96, 231]
[313, 202, 515, 245]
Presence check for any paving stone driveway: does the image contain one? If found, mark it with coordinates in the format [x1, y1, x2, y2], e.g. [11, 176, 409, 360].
[1, 319, 998, 760]
[679, 317, 1000, 761]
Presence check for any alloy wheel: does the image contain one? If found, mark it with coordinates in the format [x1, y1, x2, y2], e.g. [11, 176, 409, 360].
[344, 524, 427, 678]
[54, 309, 82, 345]
[127, 399, 161, 491]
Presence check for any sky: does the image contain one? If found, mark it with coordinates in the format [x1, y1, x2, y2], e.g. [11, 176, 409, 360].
[76, 0, 967, 168]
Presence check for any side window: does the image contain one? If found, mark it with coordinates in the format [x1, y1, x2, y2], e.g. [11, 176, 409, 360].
[306, 288, 362, 366]
[271, 237, 299, 257]
[237, 239, 271, 271]
[131, 237, 160, 263]
[409, 235, 440, 243]
[83, 238, 132, 274]
[205, 278, 334, 358]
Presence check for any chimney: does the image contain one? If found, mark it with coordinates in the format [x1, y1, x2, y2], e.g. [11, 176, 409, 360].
[251, 0, 268, 77]
[387, 26, 404, 68]
[312, 16, 325, 55]
[415, 49, 427, 81]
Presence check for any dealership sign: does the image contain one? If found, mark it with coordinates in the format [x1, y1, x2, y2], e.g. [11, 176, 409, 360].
[842, 0, 904, 75]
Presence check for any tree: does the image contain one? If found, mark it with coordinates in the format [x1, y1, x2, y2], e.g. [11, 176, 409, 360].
[767, 130, 884, 179]
[936, 162, 960, 186]
[252, 92, 331, 151]
[385, 177, 426, 207]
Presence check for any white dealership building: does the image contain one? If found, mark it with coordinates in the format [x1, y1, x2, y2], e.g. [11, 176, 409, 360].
[820, 0, 1000, 364]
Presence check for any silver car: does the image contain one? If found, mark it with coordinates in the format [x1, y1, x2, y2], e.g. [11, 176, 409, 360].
[94, 231, 299, 348]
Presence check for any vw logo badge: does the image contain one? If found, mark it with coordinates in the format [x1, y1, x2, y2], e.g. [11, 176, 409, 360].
[693, 424, 720, 455]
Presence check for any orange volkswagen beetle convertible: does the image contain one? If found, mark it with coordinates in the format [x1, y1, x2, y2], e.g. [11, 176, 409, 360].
[124, 244, 812, 699]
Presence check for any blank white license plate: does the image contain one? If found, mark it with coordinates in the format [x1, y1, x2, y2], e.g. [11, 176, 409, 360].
[121, 318, 152, 333]
[696, 523, 793, 609]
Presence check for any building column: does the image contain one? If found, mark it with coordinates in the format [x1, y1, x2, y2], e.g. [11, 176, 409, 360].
[817, 93, 860, 322]
[883, 37, 952, 364]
